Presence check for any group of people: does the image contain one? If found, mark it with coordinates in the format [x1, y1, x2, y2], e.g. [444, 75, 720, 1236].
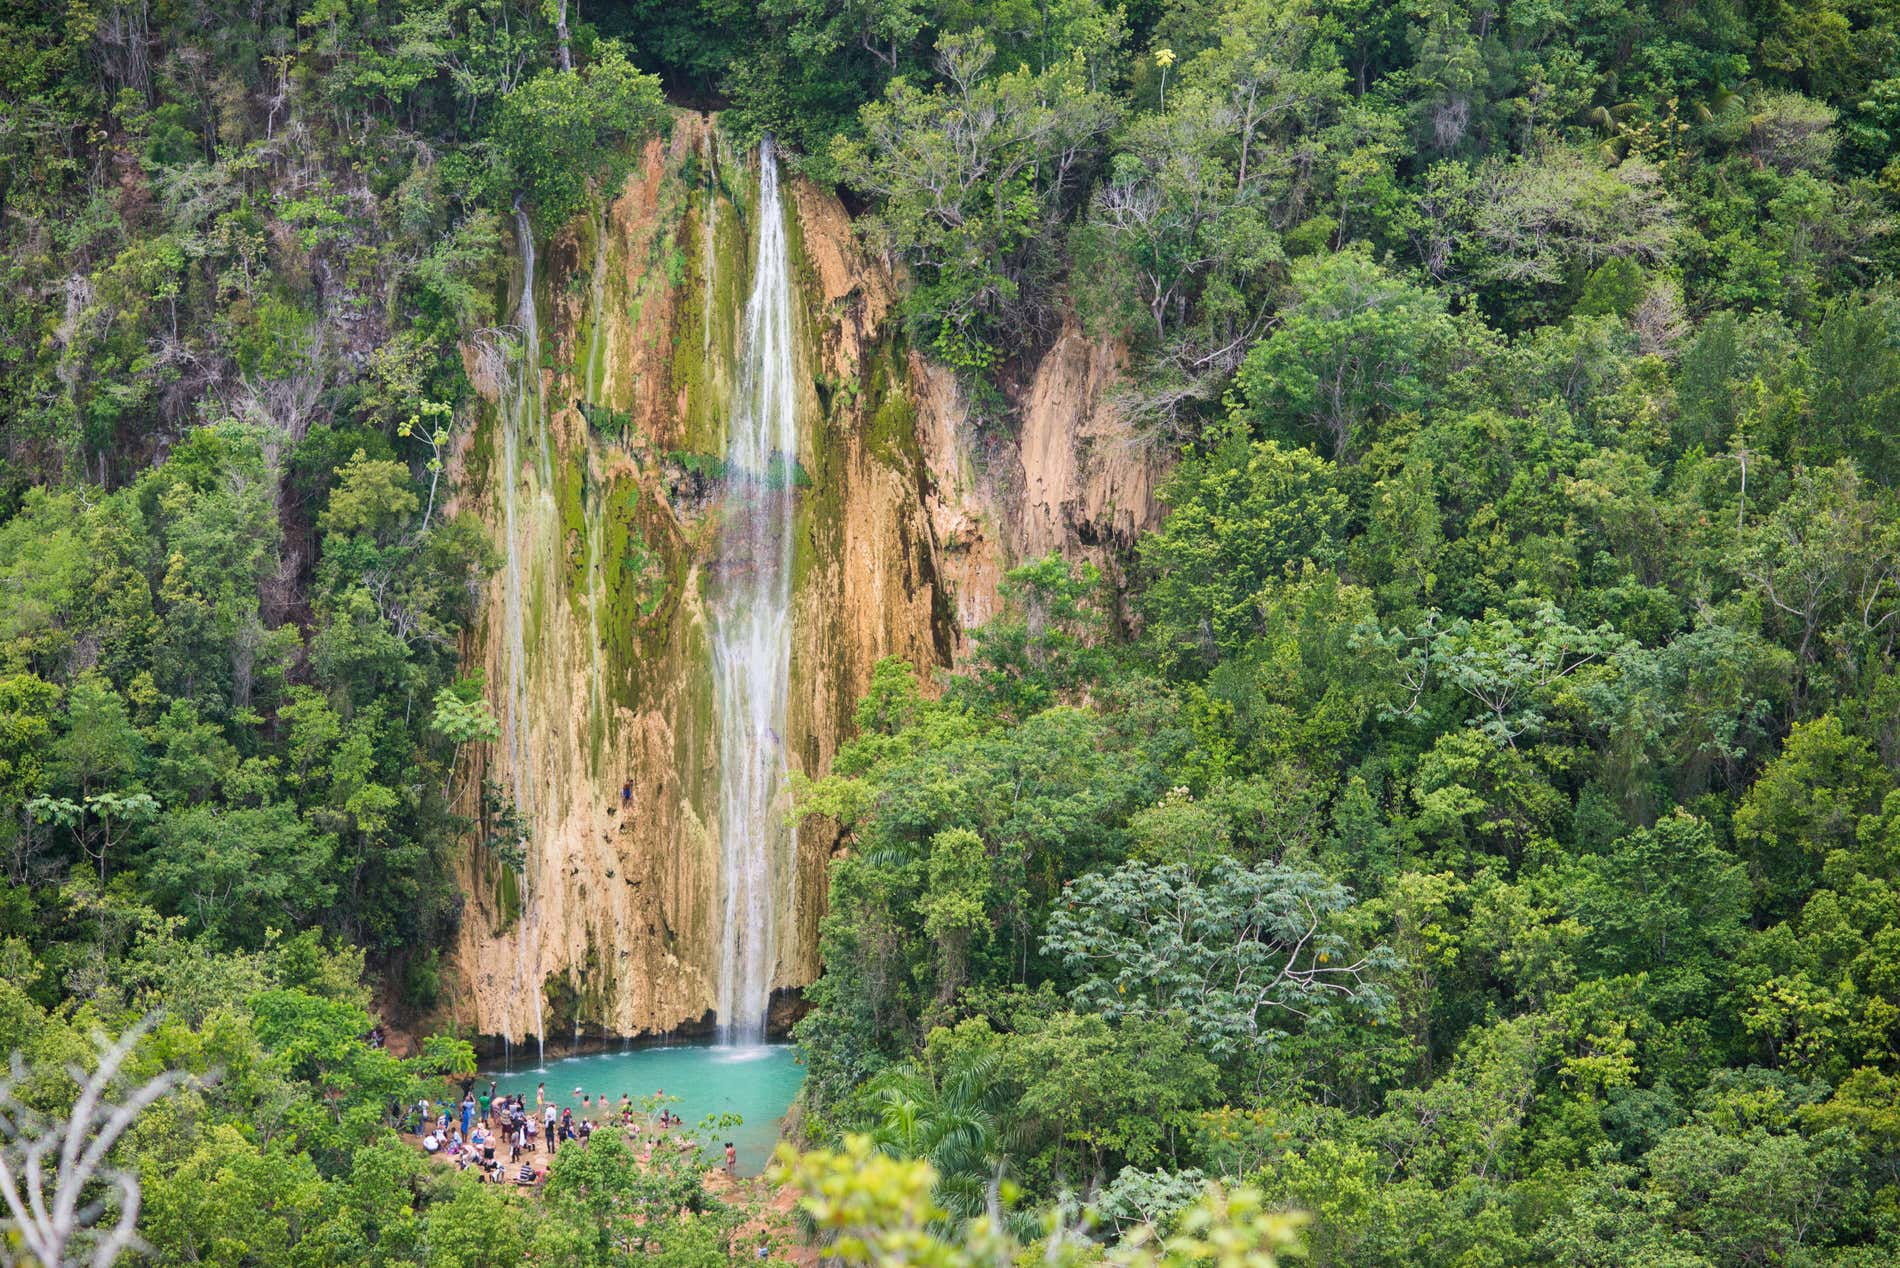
[396, 1080, 738, 1187]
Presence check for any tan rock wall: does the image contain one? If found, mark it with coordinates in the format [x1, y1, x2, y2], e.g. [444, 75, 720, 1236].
[442, 115, 954, 1043]
[441, 113, 1166, 1046]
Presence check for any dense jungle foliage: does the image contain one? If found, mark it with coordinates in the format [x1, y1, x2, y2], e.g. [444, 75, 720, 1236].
[4, 0, 1900, 1263]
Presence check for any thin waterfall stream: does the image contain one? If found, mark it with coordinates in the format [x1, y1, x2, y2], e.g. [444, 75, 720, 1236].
[581, 211, 611, 727]
[710, 139, 796, 1046]
[501, 203, 548, 1065]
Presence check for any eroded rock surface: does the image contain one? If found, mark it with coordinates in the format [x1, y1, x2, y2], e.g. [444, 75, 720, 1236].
[442, 113, 1159, 1045]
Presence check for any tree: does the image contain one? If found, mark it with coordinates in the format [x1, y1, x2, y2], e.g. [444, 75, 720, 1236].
[143, 803, 337, 946]
[318, 450, 419, 542]
[1629, 1102, 1868, 1267]
[1079, 97, 1280, 422]
[0, 1016, 192, 1268]
[1231, 246, 1457, 458]
[1732, 714, 1889, 914]
[764, 0, 927, 76]
[492, 44, 668, 225]
[833, 29, 1120, 368]
[1140, 430, 1347, 674]
[49, 678, 142, 808]
[1044, 858, 1387, 1059]
[423, 1175, 526, 1267]
[244, 990, 414, 1166]
[1741, 461, 1900, 699]
[1431, 602, 1625, 748]
[1005, 1011, 1220, 1181]
[27, 791, 159, 889]
[1078, 0, 1358, 427]
[1805, 295, 1900, 483]
[430, 680, 501, 800]
[951, 554, 1111, 720]
[918, 828, 991, 1003]
[1564, 812, 1750, 1014]
[398, 399, 458, 530]
[1471, 152, 1674, 294]
[773, 1134, 1306, 1266]
[540, 1129, 722, 1260]
[863, 1043, 1008, 1219]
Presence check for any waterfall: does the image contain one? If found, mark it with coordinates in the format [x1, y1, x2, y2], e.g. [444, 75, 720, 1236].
[710, 139, 797, 1046]
[702, 133, 718, 358]
[501, 204, 548, 1065]
[582, 213, 611, 727]
[500, 208, 538, 878]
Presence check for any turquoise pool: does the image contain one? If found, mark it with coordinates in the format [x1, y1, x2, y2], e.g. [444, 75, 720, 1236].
[483, 1042, 805, 1177]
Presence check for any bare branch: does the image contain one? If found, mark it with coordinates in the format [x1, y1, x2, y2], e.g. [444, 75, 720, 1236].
[0, 1015, 204, 1267]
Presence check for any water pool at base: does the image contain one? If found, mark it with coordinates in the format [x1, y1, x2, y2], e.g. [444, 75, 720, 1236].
[483, 1043, 804, 1176]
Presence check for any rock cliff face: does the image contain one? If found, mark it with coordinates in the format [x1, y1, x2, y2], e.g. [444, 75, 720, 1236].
[442, 113, 1162, 1045]
[910, 318, 1172, 648]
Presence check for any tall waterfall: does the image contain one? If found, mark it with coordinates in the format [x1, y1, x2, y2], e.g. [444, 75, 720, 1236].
[711, 139, 797, 1045]
[500, 204, 548, 1062]
[500, 205, 539, 830]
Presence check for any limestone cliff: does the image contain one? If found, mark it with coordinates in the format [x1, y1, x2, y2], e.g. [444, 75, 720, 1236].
[442, 112, 1164, 1047]
[911, 321, 1171, 648]
[443, 115, 951, 1045]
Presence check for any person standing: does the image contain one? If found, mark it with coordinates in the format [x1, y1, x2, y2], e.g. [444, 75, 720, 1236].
[536, 1081, 545, 1108]
[724, 1141, 737, 1175]
[478, 1088, 491, 1126]
[460, 1095, 474, 1138]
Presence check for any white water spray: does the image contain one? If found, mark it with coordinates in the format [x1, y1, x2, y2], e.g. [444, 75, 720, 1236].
[710, 140, 797, 1046]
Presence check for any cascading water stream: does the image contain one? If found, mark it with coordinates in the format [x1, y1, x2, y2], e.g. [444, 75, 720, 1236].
[501, 204, 549, 1066]
[581, 214, 611, 726]
[702, 134, 718, 358]
[710, 139, 797, 1046]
